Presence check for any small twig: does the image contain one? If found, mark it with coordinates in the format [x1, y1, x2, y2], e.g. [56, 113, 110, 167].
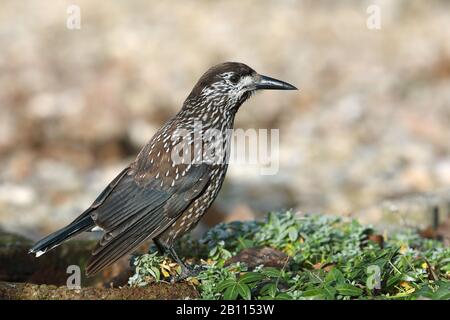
[423, 257, 439, 281]
[388, 260, 402, 276]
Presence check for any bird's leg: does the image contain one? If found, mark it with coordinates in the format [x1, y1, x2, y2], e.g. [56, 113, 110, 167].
[153, 239, 165, 255]
[166, 247, 198, 281]
[153, 239, 198, 282]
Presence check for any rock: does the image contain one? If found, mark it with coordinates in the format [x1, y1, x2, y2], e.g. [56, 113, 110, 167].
[225, 247, 290, 269]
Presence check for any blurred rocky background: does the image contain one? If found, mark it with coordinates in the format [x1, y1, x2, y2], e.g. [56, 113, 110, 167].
[1, 0, 450, 245]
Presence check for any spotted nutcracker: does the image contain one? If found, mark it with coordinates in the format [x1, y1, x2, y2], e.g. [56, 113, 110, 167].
[30, 62, 297, 278]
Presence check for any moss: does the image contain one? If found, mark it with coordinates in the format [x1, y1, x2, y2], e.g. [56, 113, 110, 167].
[0, 281, 198, 300]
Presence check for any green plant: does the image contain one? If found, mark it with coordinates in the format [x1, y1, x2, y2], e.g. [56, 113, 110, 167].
[128, 211, 450, 300]
[128, 252, 180, 286]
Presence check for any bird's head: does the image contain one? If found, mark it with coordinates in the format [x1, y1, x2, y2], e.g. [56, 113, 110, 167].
[185, 62, 297, 114]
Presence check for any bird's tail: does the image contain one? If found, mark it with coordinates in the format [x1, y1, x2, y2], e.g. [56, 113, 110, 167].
[29, 215, 94, 257]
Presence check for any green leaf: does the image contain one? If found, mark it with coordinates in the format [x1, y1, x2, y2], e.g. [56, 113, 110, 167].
[223, 284, 239, 300]
[149, 267, 160, 281]
[223, 286, 238, 300]
[236, 282, 251, 300]
[432, 282, 450, 300]
[386, 273, 402, 288]
[275, 293, 293, 300]
[287, 227, 298, 242]
[336, 284, 363, 296]
[209, 246, 217, 256]
[260, 283, 277, 297]
[262, 267, 282, 278]
[259, 296, 276, 300]
[302, 288, 325, 299]
[323, 285, 337, 299]
[237, 238, 254, 249]
[439, 258, 450, 272]
[239, 272, 265, 284]
[217, 279, 236, 292]
[325, 268, 345, 285]
[433, 290, 450, 300]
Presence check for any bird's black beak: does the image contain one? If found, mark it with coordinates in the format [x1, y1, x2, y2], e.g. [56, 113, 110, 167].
[255, 75, 297, 91]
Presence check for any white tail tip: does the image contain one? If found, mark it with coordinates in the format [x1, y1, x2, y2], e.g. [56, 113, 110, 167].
[35, 250, 46, 258]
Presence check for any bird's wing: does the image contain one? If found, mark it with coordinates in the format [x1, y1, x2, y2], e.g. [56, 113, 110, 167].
[71, 166, 131, 225]
[85, 144, 211, 275]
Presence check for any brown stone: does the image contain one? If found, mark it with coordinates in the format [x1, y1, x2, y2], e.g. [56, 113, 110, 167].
[225, 247, 290, 269]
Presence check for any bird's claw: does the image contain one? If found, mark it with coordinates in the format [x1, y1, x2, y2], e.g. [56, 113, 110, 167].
[170, 265, 203, 283]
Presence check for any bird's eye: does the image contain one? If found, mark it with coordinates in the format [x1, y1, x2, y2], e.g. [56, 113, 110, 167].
[229, 74, 239, 84]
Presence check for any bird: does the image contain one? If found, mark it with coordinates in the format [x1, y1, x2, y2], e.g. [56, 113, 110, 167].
[29, 62, 297, 279]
